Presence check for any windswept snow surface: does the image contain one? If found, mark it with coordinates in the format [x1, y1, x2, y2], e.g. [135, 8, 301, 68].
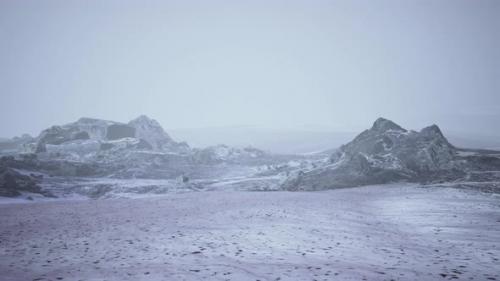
[1, 185, 500, 281]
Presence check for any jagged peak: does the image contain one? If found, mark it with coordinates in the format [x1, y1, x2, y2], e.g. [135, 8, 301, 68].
[128, 115, 174, 145]
[130, 115, 153, 122]
[371, 117, 406, 133]
[420, 124, 441, 133]
[128, 115, 163, 127]
[420, 124, 447, 140]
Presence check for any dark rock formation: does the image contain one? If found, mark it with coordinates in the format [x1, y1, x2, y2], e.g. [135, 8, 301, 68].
[283, 118, 498, 191]
[0, 164, 51, 197]
[106, 124, 136, 140]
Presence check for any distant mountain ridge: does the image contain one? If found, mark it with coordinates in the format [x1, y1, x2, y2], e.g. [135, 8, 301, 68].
[1, 116, 500, 198]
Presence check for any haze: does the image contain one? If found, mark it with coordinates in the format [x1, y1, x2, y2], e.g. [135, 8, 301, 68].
[1, 0, 499, 147]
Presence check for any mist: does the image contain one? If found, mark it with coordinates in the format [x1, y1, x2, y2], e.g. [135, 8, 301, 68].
[2, 2, 500, 281]
[1, 0, 499, 142]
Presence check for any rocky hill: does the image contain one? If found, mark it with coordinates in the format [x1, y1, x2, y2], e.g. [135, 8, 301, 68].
[0, 116, 278, 197]
[2, 116, 499, 198]
[27, 116, 189, 154]
[283, 118, 500, 191]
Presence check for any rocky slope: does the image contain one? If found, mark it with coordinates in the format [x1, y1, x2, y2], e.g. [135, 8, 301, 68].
[28, 116, 189, 154]
[128, 115, 190, 153]
[0, 157, 53, 198]
[0, 116, 282, 197]
[283, 118, 500, 190]
[2, 116, 499, 197]
[192, 144, 268, 164]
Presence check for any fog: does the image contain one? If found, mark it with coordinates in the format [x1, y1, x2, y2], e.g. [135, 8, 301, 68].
[1, 0, 499, 144]
[2, 3, 500, 280]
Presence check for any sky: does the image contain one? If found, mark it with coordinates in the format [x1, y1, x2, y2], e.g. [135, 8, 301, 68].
[0, 0, 499, 140]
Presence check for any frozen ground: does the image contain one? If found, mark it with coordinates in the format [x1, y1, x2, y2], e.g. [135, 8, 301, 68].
[1, 185, 500, 281]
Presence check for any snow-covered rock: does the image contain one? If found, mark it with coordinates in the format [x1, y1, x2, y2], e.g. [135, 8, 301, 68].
[19, 115, 192, 156]
[193, 144, 269, 164]
[0, 160, 52, 197]
[128, 115, 174, 151]
[0, 134, 34, 155]
[0, 115, 285, 190]
[283, 117, 500, 190]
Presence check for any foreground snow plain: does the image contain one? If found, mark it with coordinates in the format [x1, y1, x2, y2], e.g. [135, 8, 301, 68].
[1, 185, 500, 281]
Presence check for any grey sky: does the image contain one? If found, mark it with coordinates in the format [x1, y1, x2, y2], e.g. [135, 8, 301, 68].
[1, 0, 499, 139]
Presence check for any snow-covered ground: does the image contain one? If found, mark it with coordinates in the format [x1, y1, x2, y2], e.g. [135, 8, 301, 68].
[1, 185, 500, 281]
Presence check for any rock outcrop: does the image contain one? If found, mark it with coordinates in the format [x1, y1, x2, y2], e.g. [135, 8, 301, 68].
[283, 118, 499, 191]
[0, 160, 51, 197]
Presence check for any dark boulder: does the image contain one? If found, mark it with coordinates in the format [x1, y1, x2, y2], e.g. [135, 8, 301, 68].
[0, 165, 49, 197]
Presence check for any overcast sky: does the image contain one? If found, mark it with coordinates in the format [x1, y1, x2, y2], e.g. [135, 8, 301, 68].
[1, 0, 499, 138]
